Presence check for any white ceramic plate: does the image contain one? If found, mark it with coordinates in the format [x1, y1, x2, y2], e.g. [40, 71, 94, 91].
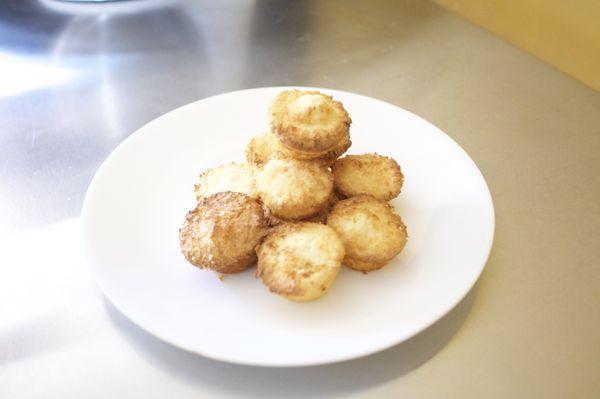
[82, 87, 494, 367]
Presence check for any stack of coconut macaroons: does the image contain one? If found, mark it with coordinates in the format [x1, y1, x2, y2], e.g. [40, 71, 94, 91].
[179, 90, 408, 301]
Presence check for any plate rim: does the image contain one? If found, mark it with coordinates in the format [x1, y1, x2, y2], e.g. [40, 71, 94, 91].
[81, 86, 495, 367]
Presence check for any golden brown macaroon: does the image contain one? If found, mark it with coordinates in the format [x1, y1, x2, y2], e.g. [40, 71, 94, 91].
[246, 131, 351, 166]
[269, 90, 351, 156]
[179, 192, 267, 274]
[278, 131, 352, 164]
[327, 195, 407, 271]
[264, 192, 340, 227]
[257, 222, 345, 301]
[194, 162, 257, 201]
[255, 158, 333, 220]
[332, 153, 403, 200]
[245, 131, 285, 165]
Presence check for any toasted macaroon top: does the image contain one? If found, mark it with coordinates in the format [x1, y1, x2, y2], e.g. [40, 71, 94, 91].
[179, 191, 266, 273]
[255, 158, 333, 219]
[333, 153, 403, 201]
[257, 222, 344, 301]
[195, 162, 257, 200]
[269, 90, 351, 154]
[327, 195, 407, 268]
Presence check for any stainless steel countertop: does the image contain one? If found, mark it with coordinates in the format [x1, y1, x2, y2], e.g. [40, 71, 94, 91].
[1, 1, 599, 398]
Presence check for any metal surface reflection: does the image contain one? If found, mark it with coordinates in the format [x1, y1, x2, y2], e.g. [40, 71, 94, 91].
[0, 0, 319, 230]
[0, 1, 207, 228]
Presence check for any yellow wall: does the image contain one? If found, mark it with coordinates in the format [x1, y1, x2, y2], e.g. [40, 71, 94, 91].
[434, 0, 600, 91]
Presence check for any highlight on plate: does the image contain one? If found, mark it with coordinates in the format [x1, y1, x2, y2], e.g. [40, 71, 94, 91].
[179, 89, 408, 301]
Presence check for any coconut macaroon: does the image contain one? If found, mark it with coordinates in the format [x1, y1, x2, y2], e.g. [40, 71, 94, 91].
[278, 131, 352, 164]
[332, 154, 403, 201]
[264, 192, 340, 227]
[255, 158, 333, 220]
[194, 162, 257, 201]
[269, 90, 351, 157]
[246, 131, 351, 166]
[257, 223, 345, 301]
[245, 131, 285, 165]
[327, 195, 407, 272]
[179, 192, 267, 274]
